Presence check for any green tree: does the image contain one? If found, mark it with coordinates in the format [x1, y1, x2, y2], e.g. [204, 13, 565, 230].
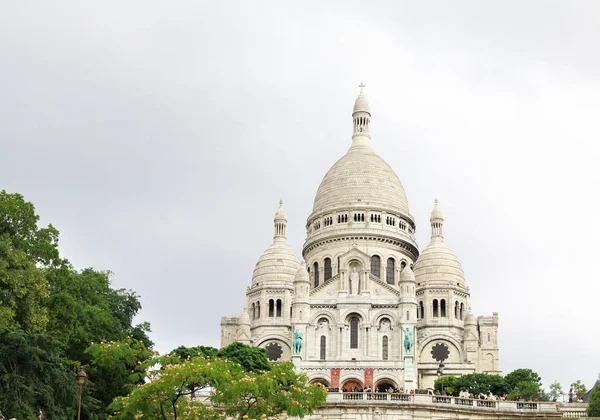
[213, 361, 327, 419]
[548, 381, 563, 402]
[171, 345, 219, 360]
[434, 376, 458, 396]
[455, 373, 505, 396]
[570, 379, 587, 400]
[0, 330, 76, 419]
[509, 381, 541, 401]
[0, 190, 61, 332]
[85, 336, 155, 411]
[110, 354, 242, 419]
[587, 384, 600, 417]
[216, 342, 270, 372]
[0, 191, 153, 419]
[504, 368, 542, 393]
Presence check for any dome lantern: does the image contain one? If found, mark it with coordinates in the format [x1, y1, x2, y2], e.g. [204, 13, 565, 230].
[430, 199, 444, 241]
[274, 199, 287, 241]
[351, 83, 371, 148]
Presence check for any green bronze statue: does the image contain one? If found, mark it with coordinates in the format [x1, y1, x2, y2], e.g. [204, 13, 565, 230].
[404, 327, 413, 355]
[293, 327, 303, 355]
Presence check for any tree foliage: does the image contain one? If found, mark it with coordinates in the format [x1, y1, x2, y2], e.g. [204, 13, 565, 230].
[214, 342, 270, 373]
[504, 368, 541, 392]
[0, 191, 152, 419]
[548, 381, 563, 401]
[570, 379, 587, 400]
[588, 384, 600, 417]
[434, 376, 458, 396]
[109, 354, 326, 420]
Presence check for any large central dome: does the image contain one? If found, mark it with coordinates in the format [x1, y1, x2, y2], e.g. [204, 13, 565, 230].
[312, 146, 410, 216]
[311, 90, 411, 220]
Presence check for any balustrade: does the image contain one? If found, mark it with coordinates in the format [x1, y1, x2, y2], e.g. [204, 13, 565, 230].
[432, 396, 452, 404]
[517, 402, 538, 410]
[454, 398, 473, 406]
[476, 400, 497, 408]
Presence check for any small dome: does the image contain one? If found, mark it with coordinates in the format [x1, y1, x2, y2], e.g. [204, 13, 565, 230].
[274, 199, 286, 221]
[431, 199, 443, 221]
[353, 92, 371, 114]
[239, 308, 251, 325]
[413, 240, 465, 285]
[252, 240, 300, 286]
[400, 265, 416, 282]
[464, 311, 476, 325]
[294, 262, 310, 283]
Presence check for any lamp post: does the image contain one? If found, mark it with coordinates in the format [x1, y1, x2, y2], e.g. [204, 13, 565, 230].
[437, 362, 445, 395]
[75, 368, 87, 420]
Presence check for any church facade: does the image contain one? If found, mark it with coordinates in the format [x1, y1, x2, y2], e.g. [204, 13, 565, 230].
[220, 90, 500, 391]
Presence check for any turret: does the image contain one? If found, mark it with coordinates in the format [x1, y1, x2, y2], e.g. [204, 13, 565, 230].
[463, 310, 479, 365]
[291, 263, 311, 359]
[236, 308, 252, 345]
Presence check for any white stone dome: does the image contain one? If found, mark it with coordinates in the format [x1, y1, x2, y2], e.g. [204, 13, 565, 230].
[464, 311, 476, 326]
[413, 240, 465, 285]
[294, 262, 310, 283]
[312, 146, 411, 217]
[400, 265, 416, 282]
[252, 241, 300, 286]
[414, 201, 465, 285]
[353, 92, 371, 114]
[252, 202, 300, 286]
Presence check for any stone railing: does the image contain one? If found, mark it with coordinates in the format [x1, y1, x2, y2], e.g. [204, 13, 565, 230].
[329, 393, 561, 415]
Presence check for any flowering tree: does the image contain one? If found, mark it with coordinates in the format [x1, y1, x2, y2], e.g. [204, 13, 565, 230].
[106, 352, 326, 420]
[214, 361, 327, 419]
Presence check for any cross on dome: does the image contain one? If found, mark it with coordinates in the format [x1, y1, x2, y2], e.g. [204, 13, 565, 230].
[358, 82, 365, 93]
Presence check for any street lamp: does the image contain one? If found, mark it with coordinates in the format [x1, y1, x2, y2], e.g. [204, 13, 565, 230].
[437, 362, 445, 395]
[75, 368, 87, 420]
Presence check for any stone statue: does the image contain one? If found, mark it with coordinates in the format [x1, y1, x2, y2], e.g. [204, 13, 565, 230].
[349, 267, 359, 294]
[404, 327, 413, 354]
[373, 407, 382, 420]
[292, 327, 303, 355]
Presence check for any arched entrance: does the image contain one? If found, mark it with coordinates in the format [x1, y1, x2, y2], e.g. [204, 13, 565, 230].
[342, 379, 364, 392]
[375, 378, 397, 393]
[309, 378, 330, 388]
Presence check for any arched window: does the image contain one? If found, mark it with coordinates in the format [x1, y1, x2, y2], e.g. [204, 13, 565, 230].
[276, 299, 282, 317]
[268, 299, 274, 317]
[488, 333, 491, 342]
[370, 255, 381, 278]
[320, 336, 326, 360]
[433, 299, 439, 317]
[460, 303, 464, 320]
[350, 318, 359, 349]
[454, 301, 459, 319]
[420, 301, 425, 320]
[324, 258, 332, 281]
[406, 310, 410, 321]
[251, 303, 255, 320]
[441, 299, 447, 317]
[386, 258, 395, 285]
[313, 262, 319, 287]
[417, 304, 420, 320]
[382, 336, 388, 360]
[256, 302, 260, 319]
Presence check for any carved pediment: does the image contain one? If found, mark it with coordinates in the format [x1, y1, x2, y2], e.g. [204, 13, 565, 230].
[310, 274, 340, 298]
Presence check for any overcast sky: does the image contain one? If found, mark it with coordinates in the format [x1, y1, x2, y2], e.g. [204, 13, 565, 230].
[1, 1, 599, 392]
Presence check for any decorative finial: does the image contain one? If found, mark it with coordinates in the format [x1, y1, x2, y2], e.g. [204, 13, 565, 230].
[434, 198, 438, 206]
[279, 199, 283, 207]
[358, 82, 365, 93]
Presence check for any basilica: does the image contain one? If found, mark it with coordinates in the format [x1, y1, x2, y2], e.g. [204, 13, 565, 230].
[220, 90, 500, 391]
